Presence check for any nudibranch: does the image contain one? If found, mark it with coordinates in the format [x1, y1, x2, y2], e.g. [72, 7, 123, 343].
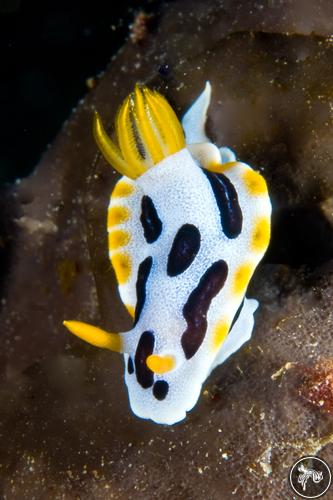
[63, 83, 271, 425]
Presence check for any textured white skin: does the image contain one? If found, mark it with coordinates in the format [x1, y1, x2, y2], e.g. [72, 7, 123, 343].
[209, 297, 258, 374]
[108, 85, 272, 425]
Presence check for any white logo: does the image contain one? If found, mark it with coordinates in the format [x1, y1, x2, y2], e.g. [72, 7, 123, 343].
[289, 456, 331, 499]
[298, 463, 324, 492]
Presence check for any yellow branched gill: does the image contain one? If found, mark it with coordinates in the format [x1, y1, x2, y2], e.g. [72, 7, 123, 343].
[93, 85, 185, 179]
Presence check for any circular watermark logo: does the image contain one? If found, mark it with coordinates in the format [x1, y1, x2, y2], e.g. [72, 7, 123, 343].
[289, 456, 331, 498]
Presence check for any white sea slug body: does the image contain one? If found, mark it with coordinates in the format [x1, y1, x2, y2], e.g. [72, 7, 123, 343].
[64, 83, 271, 425]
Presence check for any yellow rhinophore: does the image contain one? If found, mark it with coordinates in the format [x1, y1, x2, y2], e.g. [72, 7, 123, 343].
[93, 85, 185, 179]
[63, 320, 123, 352]
[146, 354, 176, 374]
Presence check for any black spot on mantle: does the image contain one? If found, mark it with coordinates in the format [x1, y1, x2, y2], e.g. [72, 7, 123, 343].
[230, 298, 245, 331]
[181, 260, 228, 359]
[127, 356, 134, 374]
[203, 170, 242, 239]
[140, 196, 162, 243]
[167, 224, 201, 277]
[134, 256, 153, 327]
[153, 380, 169, 400]
[134, 331, 155, 389]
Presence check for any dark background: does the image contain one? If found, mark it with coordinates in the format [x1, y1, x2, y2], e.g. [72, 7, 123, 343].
[0, 0, 162, 183]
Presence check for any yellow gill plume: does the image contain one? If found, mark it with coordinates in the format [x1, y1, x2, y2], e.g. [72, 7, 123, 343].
[93, 85, 185, 179]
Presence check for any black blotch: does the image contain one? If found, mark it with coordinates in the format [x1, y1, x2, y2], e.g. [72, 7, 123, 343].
[158, 64, 170, 77]
[127, 356, 134, 374]
[134, 256, 153, 327]
[135, 331, 155, 389]
[140, 196, 162, 243]
[266, 206, 333, 268]
[167, 224, 201, 277]
[230, 298, 244, 331]
[181, 260, 228, 359]
[203, 170, 242, 239]
[153, 380, 169, 401]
